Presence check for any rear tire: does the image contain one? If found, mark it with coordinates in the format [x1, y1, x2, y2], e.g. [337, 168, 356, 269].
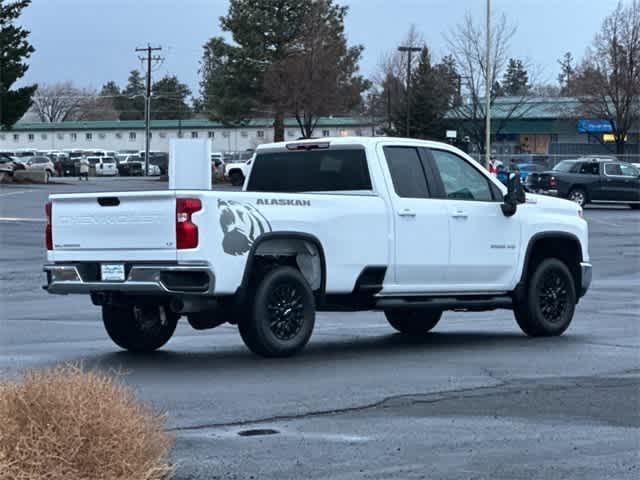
[385, 309, 442, 335]
[239, 267, 315, 357]
[568, 187, 587, 207]
[513, 258, 576, 337]
[229, 171, 244, 187]
[102, 305, 179, 352]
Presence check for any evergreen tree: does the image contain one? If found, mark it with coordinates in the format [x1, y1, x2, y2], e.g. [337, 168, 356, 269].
[151, 75, 191, 120]
[262, 0, 368, 138]
[381, 46, 459, 139]
[120, 70, 145, 120]
[0, 0, 37, 129]
[557, 51, 575, 95]
[409, 47, 459, 139]
[200, 0, 314, 140]
[501, 58, 529, 96]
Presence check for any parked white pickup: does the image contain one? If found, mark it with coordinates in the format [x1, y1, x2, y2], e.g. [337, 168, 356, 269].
[44, 137, 591, 357]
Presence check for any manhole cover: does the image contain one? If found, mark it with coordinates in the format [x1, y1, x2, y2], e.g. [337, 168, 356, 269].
[237, 428, 279, 437]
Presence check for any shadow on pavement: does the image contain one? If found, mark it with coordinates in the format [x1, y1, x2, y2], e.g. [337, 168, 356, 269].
[80, 330, 581, 373]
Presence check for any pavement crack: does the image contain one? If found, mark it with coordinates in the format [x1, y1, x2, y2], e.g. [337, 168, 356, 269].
[580, 341, 639, 350]
[168, 379, 510, 433]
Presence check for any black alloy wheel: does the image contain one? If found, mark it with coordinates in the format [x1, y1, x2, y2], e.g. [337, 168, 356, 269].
[267, 283, 306, 341]
[514, 258, 576, 337]
[239, 267, 315, 357]
[536, 268, 570, 324]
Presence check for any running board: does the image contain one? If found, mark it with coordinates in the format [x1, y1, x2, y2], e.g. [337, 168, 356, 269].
[375, 295, 513, 312]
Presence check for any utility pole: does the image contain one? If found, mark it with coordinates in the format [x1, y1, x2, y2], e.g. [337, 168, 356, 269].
[484, 0, 491, 168]
[398, 45, 421, 137]
[135, 44, 162, 176]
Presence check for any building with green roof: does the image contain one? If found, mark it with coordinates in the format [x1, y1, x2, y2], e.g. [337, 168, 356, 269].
[445, 97, 639, 157]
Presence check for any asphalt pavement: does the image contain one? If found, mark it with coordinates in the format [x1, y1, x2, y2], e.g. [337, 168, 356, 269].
[1, 178, 639, 479]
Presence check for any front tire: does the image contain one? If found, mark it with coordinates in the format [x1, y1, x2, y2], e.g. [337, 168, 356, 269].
[102, 305, 179, 352]
[385, 309, 442, 335]
[239, 267, 315, 357]
[514, 258, 576, 337]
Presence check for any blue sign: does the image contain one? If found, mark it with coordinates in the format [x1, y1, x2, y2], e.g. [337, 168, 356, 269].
[577, 119, 613, 133]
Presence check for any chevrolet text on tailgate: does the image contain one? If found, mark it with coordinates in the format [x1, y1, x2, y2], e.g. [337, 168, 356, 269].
[44, 138, 592, 357]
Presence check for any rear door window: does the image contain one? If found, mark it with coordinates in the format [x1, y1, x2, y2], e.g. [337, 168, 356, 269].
[246, 148, 372, 192]
[382, 146, 430, 198]
[578, 162, 599, 175]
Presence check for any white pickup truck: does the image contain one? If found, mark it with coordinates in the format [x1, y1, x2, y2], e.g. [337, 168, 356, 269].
[44, 137, 592, 357]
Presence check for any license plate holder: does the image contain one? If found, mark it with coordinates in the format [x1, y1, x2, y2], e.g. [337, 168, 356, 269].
[101, 264, 125, 282]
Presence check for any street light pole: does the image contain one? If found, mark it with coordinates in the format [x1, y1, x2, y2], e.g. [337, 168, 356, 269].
[398, 46, 421, 138]
[484, 0, 492, 168]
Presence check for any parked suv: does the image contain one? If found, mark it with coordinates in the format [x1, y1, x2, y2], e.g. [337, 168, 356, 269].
[87, 156, 118, 176]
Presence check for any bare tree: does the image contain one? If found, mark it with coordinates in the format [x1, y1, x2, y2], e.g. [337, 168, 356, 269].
[445, 12, 535, 155]
[31, 82, 118, 122]
[371, 26, 425, 134]
[573, 0, 640, 154]
[31, 82, 85, 122]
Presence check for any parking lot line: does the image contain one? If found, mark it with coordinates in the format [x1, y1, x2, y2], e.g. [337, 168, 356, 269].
[0, 216, 46, 223]
[0, 189, 32, 198]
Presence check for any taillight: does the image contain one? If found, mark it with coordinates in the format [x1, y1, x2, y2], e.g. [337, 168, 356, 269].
[549, 176, 557, 188]
[45, 202, 53, 250]
[176, 198, 201, 249]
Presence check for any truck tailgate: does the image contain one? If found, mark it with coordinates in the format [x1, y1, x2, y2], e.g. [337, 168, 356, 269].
[51, 191, 177, 253]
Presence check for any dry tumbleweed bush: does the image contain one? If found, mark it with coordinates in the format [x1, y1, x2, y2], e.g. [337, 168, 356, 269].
[0, 365, 173, 480]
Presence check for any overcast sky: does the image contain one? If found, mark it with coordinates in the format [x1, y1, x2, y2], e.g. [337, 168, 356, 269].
[17, 0, 625, 97]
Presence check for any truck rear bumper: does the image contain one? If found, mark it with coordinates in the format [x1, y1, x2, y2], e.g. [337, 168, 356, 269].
[580, 261, 592, 297]
[43, 263, 214, 295]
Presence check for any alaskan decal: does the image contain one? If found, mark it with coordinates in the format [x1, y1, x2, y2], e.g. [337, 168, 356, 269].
[218, 199, 272, 256]
[256, 198, 311, 206]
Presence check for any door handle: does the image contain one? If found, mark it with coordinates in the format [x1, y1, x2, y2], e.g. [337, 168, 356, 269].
[398, 209, 416, 217]
[451, 210, 468, 218]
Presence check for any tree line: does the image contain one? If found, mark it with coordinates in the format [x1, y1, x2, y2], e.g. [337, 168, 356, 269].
[2, 0, 638, 153]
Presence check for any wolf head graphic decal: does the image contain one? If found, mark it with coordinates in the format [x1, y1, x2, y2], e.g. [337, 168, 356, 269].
[218, 199, 272, 255]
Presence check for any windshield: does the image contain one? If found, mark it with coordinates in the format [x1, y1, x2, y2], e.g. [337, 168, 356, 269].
[102, 157, 115, 164]
[87, 157, 100, 165]
[553, 161, 576, 173]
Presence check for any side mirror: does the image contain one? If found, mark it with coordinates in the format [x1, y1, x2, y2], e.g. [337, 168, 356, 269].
[501, 173, 526, 217]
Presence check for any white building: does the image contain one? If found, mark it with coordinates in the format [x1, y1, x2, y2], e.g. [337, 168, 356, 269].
[0, 117, 377, 153]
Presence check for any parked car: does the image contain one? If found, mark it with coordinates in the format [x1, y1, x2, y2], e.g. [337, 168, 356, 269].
[44, 137, 592, 357]
[138, 151, 169, 175]
[497, 162, 546, 186]
[526, 158, 640, 208]
[0, 152, 22, 176]
[25, 156, 56, 176]
[117, 155, 144, 176]
[87, 156, 118, 176]
[60, 150, 88, 176]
